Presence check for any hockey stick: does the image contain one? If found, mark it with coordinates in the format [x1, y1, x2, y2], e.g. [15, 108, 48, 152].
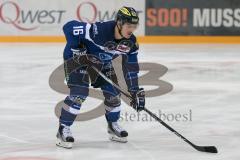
[91, 65, 218, 153]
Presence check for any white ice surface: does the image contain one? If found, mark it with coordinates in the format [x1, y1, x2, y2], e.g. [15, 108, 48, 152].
[0, 43, 239, 160]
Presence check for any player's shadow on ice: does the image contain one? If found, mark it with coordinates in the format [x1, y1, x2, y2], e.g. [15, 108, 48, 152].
[72, 140, 129, 149]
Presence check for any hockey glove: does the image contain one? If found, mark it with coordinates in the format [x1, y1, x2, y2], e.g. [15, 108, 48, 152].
[130, 88, 145, 112]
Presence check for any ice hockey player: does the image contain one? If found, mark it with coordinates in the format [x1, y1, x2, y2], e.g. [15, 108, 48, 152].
[56, 6, 145, 149]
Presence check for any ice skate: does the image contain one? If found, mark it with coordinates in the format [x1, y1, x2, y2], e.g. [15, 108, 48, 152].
[108, 122, 128, 143]
[56, 124, 74, 149]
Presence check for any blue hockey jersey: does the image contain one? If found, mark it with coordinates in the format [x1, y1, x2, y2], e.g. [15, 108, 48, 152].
[62, 20, 139, 91]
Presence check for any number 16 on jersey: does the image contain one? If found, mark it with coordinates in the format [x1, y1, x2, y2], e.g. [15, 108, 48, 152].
[73, 26, 84, 35]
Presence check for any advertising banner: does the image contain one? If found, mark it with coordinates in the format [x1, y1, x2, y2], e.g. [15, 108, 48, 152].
[146, 0, 240, 35]
[0, 0, 145, 36]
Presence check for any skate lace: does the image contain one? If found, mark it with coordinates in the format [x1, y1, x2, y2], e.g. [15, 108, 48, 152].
[112, 122, 124, 133]
[62, 126, 72, 137]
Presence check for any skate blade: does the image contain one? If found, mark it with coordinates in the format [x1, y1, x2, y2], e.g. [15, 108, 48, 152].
[109, 134, 128, 143]
[56, 138, 73, 149]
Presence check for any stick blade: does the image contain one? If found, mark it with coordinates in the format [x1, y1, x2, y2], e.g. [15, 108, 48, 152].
[195, 145, 218, 153]
[204, 146, 218, 153]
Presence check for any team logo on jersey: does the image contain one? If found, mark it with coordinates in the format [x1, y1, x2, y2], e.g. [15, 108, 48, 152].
[116, 40, 133, 53]
[104, 40, 133, 54]
[116, 43, 131, 53]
